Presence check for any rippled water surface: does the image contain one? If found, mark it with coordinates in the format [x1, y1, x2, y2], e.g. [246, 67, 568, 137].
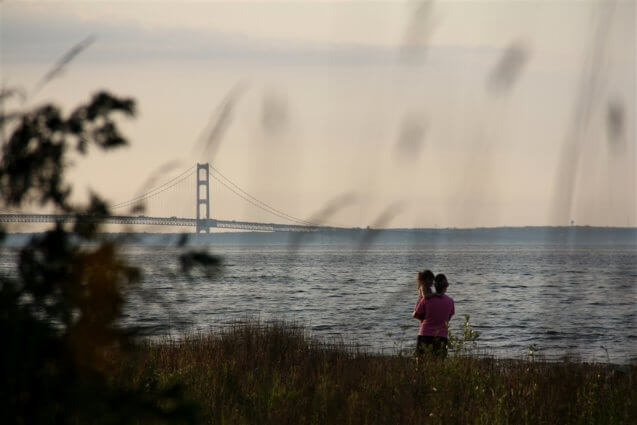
[114, 242, 636, 363]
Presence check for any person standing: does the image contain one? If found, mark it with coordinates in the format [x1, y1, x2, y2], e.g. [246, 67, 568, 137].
[413, 273, 455, 357]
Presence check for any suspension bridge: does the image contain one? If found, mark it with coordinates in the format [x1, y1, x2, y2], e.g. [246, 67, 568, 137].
[0, 163, 331, 233]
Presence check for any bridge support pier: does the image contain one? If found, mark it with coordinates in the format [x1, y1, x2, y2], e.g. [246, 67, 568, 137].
[196, 163, 210, 233]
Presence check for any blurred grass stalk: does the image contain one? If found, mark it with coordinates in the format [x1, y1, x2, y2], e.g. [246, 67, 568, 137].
[122, 320, 636, 425]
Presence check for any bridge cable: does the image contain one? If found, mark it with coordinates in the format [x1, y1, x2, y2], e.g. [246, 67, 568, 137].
[112, 166, 194, 209]
[209, 165, 316, 226]
[112, 168, 196, 210]
[209, 173, 316, 226]
[111, 170, 195, 211]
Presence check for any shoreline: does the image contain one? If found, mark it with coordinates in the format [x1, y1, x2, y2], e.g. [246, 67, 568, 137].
[135, 322, 637, 367]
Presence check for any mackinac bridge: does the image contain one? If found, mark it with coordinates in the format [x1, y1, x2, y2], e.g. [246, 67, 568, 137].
[0, 163, 338, 233]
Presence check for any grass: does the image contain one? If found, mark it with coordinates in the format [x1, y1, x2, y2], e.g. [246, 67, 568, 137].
[116, 321, 636, 425]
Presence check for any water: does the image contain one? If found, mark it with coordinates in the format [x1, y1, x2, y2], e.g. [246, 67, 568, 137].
[114, 241, 636, 364]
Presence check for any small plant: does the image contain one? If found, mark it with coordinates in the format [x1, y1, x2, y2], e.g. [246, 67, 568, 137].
[528, 343, 540, 360]
[601, 345, 611, 363]
[448, 314, 481, 354]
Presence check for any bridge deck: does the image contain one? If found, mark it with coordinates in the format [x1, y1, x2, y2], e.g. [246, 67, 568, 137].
[0, 213, 321, 232]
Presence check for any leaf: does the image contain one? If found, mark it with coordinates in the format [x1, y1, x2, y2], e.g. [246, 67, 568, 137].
[179, 251, 222, 279]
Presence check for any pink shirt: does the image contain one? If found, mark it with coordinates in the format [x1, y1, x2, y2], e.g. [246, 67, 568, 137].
[414, 294, 455, 337]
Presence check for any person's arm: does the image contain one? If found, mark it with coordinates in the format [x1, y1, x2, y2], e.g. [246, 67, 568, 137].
[413, 298, 426, 321]
[448, 299, 455, 320]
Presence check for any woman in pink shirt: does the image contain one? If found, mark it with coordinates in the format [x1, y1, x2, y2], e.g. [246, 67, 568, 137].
[413, 273, 455, 357]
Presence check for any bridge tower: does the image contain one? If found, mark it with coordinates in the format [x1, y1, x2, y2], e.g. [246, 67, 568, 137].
[196, 163, 210, 233]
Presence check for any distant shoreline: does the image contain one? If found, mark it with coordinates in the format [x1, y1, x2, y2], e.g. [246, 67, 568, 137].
[4, 226, 637, 246]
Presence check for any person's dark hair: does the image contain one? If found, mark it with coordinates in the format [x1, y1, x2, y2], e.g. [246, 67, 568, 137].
[434, 273, 448, 293]
[418, 269, 435, 285]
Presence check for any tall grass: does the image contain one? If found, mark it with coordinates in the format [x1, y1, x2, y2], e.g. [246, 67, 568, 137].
[119, 321, 636, 425]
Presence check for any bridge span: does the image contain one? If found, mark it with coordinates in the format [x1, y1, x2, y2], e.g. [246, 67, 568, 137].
[0, 163, 340, 233]
[0, 213, 323, 232]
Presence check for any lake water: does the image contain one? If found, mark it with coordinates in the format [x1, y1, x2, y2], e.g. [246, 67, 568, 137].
[116, 240, 636, 364]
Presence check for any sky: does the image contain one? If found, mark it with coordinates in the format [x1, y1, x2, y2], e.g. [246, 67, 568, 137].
[1, 0, 636, 229]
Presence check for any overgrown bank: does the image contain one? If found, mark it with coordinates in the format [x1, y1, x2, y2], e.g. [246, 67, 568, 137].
[120, 322, 636, 425]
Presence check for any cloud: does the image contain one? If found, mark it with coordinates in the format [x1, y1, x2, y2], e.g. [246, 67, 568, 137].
[2, 4, 509, 68]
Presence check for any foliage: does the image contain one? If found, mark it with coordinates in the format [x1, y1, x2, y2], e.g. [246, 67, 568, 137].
[0, 91, 134, 211]
[127, 321, 637, 425]
[0, 91, 198, 424]
[448, 314, 481, 354]
[179, 250, 222, 279]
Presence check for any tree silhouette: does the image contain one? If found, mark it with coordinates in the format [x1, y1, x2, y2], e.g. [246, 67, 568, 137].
[0, 91, 198, 424]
